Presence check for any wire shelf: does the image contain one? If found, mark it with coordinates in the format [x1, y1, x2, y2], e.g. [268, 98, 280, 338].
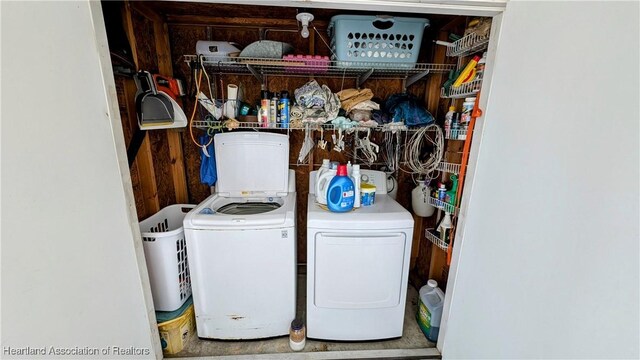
[183, 55, 455, 79]
[445, 127, 470, 140]
[191, 120, 418, 132]
[428, 197, 458, 215]
[446, 32, 490, 57]
[425, 229, 449, 251]
[441, 78, 482, 99]
[437, 162, 461, 174]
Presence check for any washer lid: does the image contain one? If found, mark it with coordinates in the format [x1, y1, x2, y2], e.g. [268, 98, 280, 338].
[215, 132, 290, 196]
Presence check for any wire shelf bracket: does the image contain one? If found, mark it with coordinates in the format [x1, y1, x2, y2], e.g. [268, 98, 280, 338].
[425, 229, 449, 251]
[441, 78, 482, 99]
[357, 68, 375, 88]
[446, 32, 490, 57]
[428, 196, 459, 216]
[245, 64, 263, 85]
[437, 162, 461, 174]
[403, 70, 430, 90]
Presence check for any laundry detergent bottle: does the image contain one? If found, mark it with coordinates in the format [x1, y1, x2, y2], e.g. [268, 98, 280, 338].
[327, 164, 355, 213]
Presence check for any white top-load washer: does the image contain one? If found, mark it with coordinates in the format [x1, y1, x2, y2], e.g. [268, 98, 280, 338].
[307, 169, 414, 341]
[184, 132, 296, 340]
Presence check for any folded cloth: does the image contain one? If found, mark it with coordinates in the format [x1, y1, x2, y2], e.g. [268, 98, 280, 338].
[337, 88, 374, 112]
[295, 80, 325, 108]
[302, 108, 328, 123]
[351, 100, 380, 111]
[323, 85, 341, 120]
[199, 135, 217, 186]
[348, 109, 372, 122]
[331, 116, 358, 129]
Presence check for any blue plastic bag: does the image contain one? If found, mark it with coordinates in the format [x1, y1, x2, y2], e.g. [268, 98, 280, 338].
[385, 93, 434, 126]
[199, 135, 217, 186]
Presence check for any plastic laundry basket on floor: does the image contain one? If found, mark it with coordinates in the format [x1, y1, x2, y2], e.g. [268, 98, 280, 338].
[140, 204, 195, 312]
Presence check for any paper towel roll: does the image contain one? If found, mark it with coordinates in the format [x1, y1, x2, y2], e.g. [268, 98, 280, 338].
[227, 84, 238, 101]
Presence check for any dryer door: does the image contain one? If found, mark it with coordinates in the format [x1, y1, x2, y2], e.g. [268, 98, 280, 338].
[314, 232, 406, 309]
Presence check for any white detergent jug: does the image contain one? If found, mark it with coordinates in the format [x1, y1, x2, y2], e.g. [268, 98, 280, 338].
[315, 170, 336, 205]
[417, 279, 445, 343]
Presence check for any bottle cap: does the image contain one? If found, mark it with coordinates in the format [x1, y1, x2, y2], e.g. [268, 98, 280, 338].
[353, 164, 360, 171]
[449, 106, 456, 111]
[322, 159, 330, 166]
[280, 90, 289, 99]
[464, 97, 476, 102]
[261, 90, 270, 99]
[336, 164, 348, 176]
[427, 279, 438, 288]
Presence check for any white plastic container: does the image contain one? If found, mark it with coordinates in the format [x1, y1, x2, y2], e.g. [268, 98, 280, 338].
[140, 204, 195, 311]
[412, 180, 435, 217]
[416, 279, 445, 342]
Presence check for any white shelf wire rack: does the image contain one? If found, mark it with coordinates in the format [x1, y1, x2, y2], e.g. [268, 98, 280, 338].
[441, 78, 482, 99]
[183, 55, 455, 85]
[446, 32, 490, 57]
[428, 196, 458, 215]
[191, 120, 419, 132]
[425, 229, 449, 251]
[444, 127, 470, 140]
[436, 162, 461, 174]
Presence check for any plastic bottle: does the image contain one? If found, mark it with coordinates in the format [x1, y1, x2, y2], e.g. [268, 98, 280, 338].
[476, 52, 487, 80]
[260, 90, 270, 127]
[279, 91, 290, 128]
[352, 164, 361, 208]
[461, 97, 476, 124]
[445, 175, 458, 206]
[444, 106, 455, 138]
[416, 279, 445, 342]
[269, 94, 278, 128]
[289, 318, 306, 351]
[451, 113, 461, 140]
[437, 212, 453, 244]
[326, 164, 355, 213]
[453, 55, 480, 87]
[437, 184, 447, 202]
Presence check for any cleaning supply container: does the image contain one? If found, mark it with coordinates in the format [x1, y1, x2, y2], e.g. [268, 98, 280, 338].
[327, 164, 355, 212]
[417, 279, 445, 342]
[361, 183, 376, 206]
[328, 15, 430, 68]
[156, 297, 196, 355]
[140, 204, 195, 311]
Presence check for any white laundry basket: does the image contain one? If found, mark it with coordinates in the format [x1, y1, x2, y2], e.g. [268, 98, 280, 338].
[140, 204, 195, 312]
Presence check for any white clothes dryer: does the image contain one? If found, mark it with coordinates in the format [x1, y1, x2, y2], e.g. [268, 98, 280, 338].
[306, 169, 413, 340]
[184, 132, 296, 339]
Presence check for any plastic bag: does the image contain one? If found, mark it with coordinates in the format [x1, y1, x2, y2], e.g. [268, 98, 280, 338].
[199, 135, 217, 186]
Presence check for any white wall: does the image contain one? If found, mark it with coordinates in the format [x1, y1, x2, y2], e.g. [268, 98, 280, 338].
[1, 2, 160, 358]
[441, 1, 639, 358]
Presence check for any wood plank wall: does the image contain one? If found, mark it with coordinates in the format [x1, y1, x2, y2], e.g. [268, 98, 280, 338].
[111, 0, 468, 288]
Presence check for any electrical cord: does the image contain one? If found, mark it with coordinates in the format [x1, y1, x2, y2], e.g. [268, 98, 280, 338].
[189, 56, 213, 150]
[402, 124, 444, 183]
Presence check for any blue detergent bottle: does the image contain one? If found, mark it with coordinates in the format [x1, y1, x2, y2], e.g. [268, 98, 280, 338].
[327, 164, 355, 212]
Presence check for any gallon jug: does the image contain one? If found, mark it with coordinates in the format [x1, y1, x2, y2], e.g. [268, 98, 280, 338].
[315, 160, 337, 205]
[326, 164, 355, 212]
[417, 279, 445, 342]
[412, 180, 435, 217]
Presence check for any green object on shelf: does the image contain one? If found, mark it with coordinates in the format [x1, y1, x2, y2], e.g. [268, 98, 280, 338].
[446, 175, 458, 207]
[449, 33, 462, 42]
